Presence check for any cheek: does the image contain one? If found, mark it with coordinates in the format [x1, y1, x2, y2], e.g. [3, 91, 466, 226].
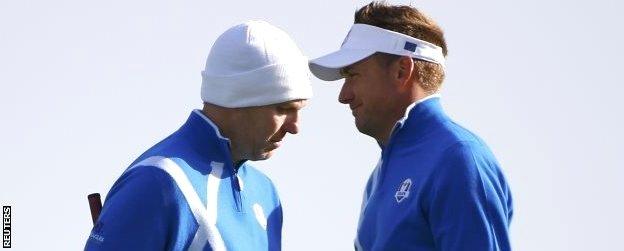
[271, 117, 285, 135]
[357, 80, 387, 104]
[259, 116, 282, 139]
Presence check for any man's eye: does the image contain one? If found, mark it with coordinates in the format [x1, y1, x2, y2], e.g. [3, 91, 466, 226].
[277, 107, 292, 114]
[342, 72, 358, 78]
[340, 68, 357, 78]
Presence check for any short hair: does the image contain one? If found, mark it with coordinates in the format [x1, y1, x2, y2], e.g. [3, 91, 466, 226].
[355, 1, 447, 93]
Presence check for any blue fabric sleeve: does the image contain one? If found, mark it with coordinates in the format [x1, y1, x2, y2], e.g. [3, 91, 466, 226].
[267, 203, 283, 251]
[267, 175, 283, 251]
[84, 167, 174, 251]
[426, 142, 511, 251]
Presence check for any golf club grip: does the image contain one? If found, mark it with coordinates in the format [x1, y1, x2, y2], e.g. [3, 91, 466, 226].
[88, 193, 103, 225]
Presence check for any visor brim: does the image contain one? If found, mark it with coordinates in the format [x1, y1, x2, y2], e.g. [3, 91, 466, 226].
[308, 49, 375, 81]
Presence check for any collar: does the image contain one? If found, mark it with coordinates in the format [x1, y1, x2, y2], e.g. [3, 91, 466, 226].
[174, 110, 234, 165]
[193, 110, 229, 141]
[385, 94, 449, 146]
[396, 94, 441, 127]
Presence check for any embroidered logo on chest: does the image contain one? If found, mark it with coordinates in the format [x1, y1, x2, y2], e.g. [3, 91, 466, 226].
[395, 178, 412, 203]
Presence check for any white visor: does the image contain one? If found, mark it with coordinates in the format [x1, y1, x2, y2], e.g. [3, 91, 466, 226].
[309, 23, 446, 81]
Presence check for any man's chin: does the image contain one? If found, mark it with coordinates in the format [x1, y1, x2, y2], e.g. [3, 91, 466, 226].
[262, 150, 276, 159]
[355, 120, 376, 139]
[355, 119, 368, 134]
[250, 150, 275, 161]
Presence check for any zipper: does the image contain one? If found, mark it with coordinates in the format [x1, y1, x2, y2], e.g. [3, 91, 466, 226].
[359, 124, 401, 221]
[231, 166, 244, 212]
[356, 124, 401, 249]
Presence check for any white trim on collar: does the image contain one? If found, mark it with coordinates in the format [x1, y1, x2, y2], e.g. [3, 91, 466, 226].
[193, 110, 230, 141]
[397, 94, 441, 125]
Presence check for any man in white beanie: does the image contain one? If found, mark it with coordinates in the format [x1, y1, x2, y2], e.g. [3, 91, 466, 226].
[85, 20, 312, 251]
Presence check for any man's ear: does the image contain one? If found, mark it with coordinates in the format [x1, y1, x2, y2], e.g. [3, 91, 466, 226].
[396, 56, 415, 87]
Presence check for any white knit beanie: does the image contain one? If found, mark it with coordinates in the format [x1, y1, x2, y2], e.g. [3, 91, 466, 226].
[201, 20, 313, 108]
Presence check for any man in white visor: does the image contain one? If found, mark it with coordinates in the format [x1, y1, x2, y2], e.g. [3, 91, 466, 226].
[85, 20, 311, 250]
[309, 2, 513, 250]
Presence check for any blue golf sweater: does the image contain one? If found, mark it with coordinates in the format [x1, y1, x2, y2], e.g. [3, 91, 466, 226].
[85, 110, 282, 251]
[355, 97, 513, 251]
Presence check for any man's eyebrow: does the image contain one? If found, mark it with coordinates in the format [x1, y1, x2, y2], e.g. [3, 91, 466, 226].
[278, 102, 303, 110]
[340, 66, 353, 76]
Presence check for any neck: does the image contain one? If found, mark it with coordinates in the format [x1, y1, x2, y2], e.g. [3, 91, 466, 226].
[374, 103, 407, 147]
[375, 124, 395, 147]
[201, 104, 244, 167]
[376, 90, 434, 146]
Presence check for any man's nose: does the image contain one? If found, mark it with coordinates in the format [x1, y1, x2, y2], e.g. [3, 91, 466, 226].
[284, 112, 300, 135]
[338, 80, 353, 104]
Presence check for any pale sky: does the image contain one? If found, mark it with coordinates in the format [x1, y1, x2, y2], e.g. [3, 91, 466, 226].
[1, 0, 623, 250]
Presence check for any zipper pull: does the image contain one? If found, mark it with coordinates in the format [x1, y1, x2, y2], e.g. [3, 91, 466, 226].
[233, 174, 241, 191]
[232, 171, 244, 212]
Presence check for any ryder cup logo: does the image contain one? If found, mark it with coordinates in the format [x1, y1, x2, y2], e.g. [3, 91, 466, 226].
[395, 178, 412, 203]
